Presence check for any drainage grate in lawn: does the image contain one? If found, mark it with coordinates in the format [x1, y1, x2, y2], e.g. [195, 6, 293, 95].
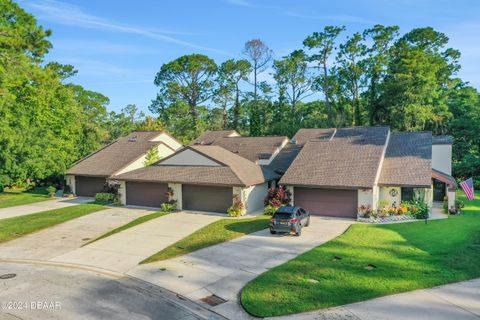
[365, 264, 377, 270]
[332, 256, 342, 261]
[200, 294, 227, 306]
[0, 273, 17, 280]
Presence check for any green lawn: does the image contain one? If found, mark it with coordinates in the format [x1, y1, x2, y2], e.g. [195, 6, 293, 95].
[140, 215, 271, 264]
[241, 191, 480, 317]
[0, 187, 52, 209]
[0, 204, 106, 244]
[85, 210, 170, 245]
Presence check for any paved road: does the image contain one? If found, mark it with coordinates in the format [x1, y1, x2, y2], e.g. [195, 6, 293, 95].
[51, 211, 223, 273]
[128, 217, 354, 320]
[0, 262, 225, 320]
[0, 207, 156, 260]
[272, 278, 480, 320]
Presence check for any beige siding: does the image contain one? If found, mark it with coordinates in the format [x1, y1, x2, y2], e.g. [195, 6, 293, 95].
[66, 175, 76, 194]
[150, 132, 182, 150]
[379, 186, 401, 207]
[358, 188, 373, 211]
[168, 183, 183, 210]
[432, 144, 452, 175]
[243, 183, 268, 214]
[160, 148, 221, 166]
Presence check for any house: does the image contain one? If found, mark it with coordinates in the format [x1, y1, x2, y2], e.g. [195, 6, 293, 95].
[280, 127, 456, 218]
[66, 131, 182, 196]
[112, 145, 279, 212]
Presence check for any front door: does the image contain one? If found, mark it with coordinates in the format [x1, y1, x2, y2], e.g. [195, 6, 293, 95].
[433, 179, 446, 201]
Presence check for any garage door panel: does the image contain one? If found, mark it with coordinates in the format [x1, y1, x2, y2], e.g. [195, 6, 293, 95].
[76, 176, 106, 197]
[295, 187, 357, 218]
[182, 185, 232, 213]
[126, 182, 168, 208]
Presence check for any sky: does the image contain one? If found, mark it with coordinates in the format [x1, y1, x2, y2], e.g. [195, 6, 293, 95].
[18, 0, 480, 114]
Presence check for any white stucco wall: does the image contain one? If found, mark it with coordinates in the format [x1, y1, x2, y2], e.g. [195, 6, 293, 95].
[432, 144, 452, 175]
[358, 188, 374, 211]
[160, 148, 220, 166]
[242, 183, 268, 214]
[379, 186, 401, 207]
[66, 175, 76, 194]
[287, 186, 294, 205]
[168, 183, 183, 210]
[118, 180, 127, 205]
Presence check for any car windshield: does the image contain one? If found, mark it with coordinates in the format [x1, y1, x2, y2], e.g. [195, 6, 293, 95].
[273, 212, 292, 220]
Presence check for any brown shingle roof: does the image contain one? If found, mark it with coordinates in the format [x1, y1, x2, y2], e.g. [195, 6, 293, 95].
[113, 145, 279, 187]
[192, 130, 240, 145]
[193, 134, 288, 163]
[280, 127, 390, 189]
[292, 128, 336, 145]
[67, 132, 168, 177]
[266, 143, 303, 174]
[378, 132, 432, 187]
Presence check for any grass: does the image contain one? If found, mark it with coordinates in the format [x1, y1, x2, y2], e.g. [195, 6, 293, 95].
[140, 214, 271, 264]
[241, 191, 480, 317]
[0, 203, 106, 244]
[0, 187, 52, 209]
[85, 210, 171, 245]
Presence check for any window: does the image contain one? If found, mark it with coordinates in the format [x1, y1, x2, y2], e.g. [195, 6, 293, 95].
[401, 187, 414, 202]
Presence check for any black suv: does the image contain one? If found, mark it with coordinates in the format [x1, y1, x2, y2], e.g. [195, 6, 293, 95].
[269, 206, 310, 236]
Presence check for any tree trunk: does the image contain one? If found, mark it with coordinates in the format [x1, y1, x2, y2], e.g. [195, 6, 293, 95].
[233, 86, 240, 130]
[222, 102, 228, 129]
[323, 59, 331, 124]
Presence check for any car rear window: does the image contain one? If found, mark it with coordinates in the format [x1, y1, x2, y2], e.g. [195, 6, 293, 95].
[273, 212, 292, 220]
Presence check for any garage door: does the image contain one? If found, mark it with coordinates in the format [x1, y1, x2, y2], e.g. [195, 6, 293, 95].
[294, 187, 357, 218]
[182, 185, 232, 213]
[126, 182, 168, 208]
[75, 176, 106, 197]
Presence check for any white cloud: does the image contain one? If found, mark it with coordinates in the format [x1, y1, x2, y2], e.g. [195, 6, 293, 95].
[224, 0, 254, 7]
[282, 11, 377, 25]
[24, 0, 233, 56]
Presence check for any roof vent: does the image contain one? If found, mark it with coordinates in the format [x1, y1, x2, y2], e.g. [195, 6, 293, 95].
[291, 138, 297, 145]
[128, 136, 138, 142]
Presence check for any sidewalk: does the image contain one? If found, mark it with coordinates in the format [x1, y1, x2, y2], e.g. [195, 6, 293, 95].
[271, 278, 480, 320]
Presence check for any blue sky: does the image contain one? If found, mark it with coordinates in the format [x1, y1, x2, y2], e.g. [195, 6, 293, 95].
[19, 0, 480, 114]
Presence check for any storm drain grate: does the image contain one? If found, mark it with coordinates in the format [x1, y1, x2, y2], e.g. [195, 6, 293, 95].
[200, 294, 227, 306]
[365, 264, 377, 270]
[0, 273, 16, 280]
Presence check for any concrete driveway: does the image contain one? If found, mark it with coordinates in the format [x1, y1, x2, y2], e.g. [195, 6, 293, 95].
[50, 211, 223, 273]
[0, 196, 93, 219]
[0, 206, 156, 260]
[272, 278, 480, 320]
[127, 216, 354, 320]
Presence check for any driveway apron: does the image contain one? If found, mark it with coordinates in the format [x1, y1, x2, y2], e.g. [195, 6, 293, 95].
[51, 211, 222, 273]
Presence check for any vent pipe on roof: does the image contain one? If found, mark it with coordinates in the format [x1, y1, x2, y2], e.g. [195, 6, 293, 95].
[291, 138, 297, 145]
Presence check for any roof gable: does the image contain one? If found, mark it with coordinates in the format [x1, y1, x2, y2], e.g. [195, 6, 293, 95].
[67, 131, 169, 177]
[280, 127, 390, 189]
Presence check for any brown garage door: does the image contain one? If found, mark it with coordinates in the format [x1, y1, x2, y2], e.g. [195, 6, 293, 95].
[126, 182, 168, 208]
[294, 187, 357, 218]
[182, 185, 232, 213]
[75, 176, 106, 197]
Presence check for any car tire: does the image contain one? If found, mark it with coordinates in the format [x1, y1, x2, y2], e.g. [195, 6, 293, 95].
[270, 229, 276, 234]
[305, 217, 310, 227]
[295, 229, 302, 236]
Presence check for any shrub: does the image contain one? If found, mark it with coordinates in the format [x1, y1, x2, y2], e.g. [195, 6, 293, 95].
[264, 204, 279, 215]
[227, 195, 245, 217]
[161, 200, 177, 212]
[0, 183, 3, 193]
[102, 181, 120, 195]
[95, 192, 116, 204]
[358, 205, 374, 218]
[46, 186, 57, 197]
[403, 198, 429, 219]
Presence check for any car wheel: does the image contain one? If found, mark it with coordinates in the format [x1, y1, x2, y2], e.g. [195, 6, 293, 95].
[305, 217, 310, 227]
[295, 229, 302, 236]
[270, 229, 276, 234]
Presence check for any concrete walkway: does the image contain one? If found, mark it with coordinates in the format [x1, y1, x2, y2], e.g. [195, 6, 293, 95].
[51, 211, 223, 273]
[0, 206, 156, 260]
[0, 196, 93, 219]
[272, 278, 480, 320]
[128, 217, 354, 320]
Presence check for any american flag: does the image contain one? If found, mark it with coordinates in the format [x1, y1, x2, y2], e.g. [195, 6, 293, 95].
[459, 177, 475, 200]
